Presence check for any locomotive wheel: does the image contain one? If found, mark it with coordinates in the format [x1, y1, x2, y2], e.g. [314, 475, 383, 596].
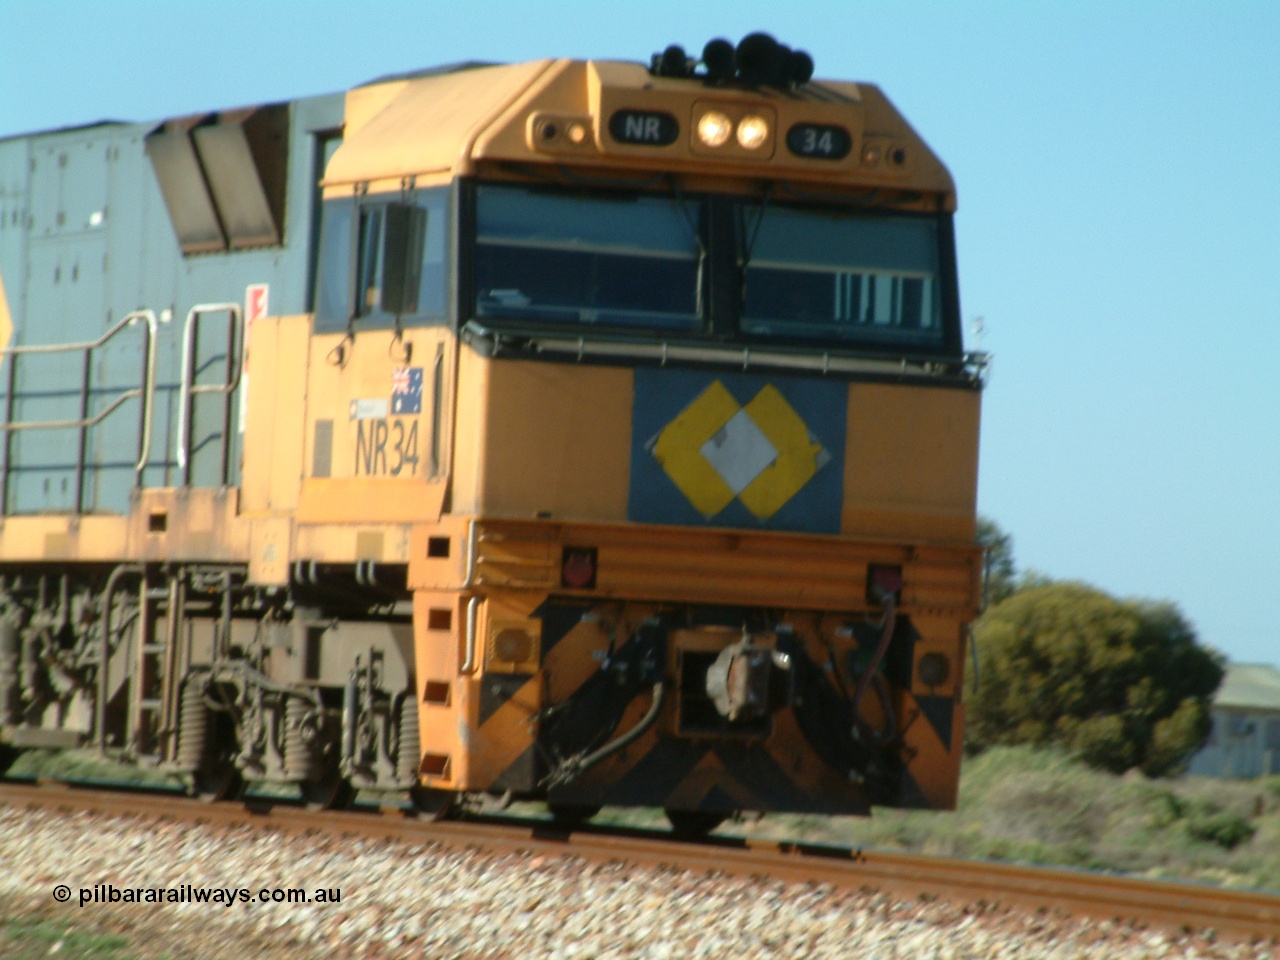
[548, 803, 602, 828]
[408, 785, 456, 821]
[190, 761, 244, 803]
[0, 743, 21, 776]
[664, 808, 727, 838]
[299, 773, 355, 811]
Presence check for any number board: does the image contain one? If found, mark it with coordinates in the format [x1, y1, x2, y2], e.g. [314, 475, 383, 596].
[785, 124, 853, 160]
[355, 419, 420, 477]
[608, 110, 680, 147]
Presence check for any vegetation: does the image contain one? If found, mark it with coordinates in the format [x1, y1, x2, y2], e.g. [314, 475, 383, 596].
[732, 746, 1280, 891]
[976, 516, 1017, 608]
[4, 749, 182, 785]
[966, 581, 1223, 775]
[967, 518, 1224, 776]
[0, 914, 134, 960]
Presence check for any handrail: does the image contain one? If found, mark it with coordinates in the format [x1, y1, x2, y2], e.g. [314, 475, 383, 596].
[3, 391, 143, 435]
[461, 594, 482, 674]
[176, 302, 243, 486]
[0, 309, 158, 360]
[0, 310, 159, 514]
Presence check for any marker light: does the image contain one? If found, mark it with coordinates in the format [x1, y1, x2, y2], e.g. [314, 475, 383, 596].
[736, 115, 769, 150]
[697, 111, 733, 147]
[493, 628, 534, 664]
[561, 546, 598, 589]
[917, 652, 951, 688]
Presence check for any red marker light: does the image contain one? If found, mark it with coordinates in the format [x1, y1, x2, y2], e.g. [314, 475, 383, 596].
[561, 547, 598, 590]
[866, 564, 903, 604]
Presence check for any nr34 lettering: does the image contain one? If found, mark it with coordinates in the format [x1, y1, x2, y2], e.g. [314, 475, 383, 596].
[355, 419, 420, 476]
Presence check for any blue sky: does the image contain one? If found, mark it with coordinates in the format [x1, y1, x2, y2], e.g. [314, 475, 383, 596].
[3, 1, 1277, 666]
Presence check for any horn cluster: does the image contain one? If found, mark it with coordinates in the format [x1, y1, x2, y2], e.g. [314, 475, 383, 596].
[650, 32, 814, 88]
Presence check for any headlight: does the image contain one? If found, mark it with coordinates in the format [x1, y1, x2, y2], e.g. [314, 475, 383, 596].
[736, 115, 769, 150]
[697, 111, 733, 147]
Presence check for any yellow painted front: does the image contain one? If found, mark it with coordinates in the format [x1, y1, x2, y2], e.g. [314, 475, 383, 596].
[842, 383, 981, 544]
[452, 351, 633, 522]
[411, 588, 543, 791]
[325, 59, 955, 207]
[454, 351, 979, 552]
[412, 590, 468, 787]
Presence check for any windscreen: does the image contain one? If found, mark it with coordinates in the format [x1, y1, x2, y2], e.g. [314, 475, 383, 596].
[740, 204, 946, 350]
[474, 185, 702, 331]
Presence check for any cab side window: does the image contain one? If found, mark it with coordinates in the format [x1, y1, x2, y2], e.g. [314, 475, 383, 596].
[314, 186, 448, 333]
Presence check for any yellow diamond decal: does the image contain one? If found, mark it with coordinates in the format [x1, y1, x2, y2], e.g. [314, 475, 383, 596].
[738, 385, 827, 520]
[649, 380, 830, 521]
[649, 380, 739, 516]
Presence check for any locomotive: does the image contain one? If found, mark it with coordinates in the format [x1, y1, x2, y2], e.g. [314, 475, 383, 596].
[0, 34, 984, 829]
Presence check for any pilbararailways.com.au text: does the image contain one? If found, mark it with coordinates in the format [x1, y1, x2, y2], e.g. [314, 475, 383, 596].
[60, 884, 342, 908]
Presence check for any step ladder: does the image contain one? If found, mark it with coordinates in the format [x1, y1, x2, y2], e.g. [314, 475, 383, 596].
[127, 576, 184, 763]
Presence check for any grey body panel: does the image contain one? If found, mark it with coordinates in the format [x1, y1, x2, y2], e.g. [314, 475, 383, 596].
[0, 93, 343, 514]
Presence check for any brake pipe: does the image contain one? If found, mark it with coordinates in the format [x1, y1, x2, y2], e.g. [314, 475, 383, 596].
[542, 681, 666, 789]
[852, 591, 896, 733]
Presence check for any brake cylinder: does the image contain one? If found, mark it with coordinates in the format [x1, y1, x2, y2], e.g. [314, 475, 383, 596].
[18, 627, 41, 706]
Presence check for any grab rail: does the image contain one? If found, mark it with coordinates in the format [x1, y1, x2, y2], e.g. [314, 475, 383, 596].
[176, 302, 243, 487]
[0, 310, 159, 515]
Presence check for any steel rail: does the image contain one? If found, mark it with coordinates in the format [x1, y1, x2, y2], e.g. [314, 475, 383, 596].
[0, 779, 1276, 946]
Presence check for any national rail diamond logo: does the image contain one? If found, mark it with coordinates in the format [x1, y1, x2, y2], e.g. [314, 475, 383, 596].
[646, 380, 831, 520]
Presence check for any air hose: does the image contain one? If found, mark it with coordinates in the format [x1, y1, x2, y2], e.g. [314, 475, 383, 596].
[851, 592, 897, 744]
[542, 681, 666, 789]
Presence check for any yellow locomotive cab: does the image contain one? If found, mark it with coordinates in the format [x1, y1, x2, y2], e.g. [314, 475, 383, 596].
[0, 35, 984, 826]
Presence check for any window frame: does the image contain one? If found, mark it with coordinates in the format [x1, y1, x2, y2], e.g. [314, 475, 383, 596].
[733, 198, 959, 354]
[313, 185, 452, 335]
[469, 181, 707, 334]
[459, 179, 965, 360]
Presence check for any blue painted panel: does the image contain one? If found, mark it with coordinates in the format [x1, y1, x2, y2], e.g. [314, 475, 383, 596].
[628, 367, 846, 534]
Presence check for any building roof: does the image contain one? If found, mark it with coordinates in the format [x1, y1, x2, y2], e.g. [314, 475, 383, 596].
[1215, 663, 1280, 712]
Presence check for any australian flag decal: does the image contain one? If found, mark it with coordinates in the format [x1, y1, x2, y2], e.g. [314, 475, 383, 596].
[391, 366, 423, 415]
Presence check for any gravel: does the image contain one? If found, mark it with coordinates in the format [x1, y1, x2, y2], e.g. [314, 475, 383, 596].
[0, 805, 1275, 959]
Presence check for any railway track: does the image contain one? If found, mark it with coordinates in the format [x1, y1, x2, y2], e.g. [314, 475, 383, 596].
[2, 778, 1277, 948]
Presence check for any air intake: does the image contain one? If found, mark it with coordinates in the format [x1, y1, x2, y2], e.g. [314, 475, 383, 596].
[145, 103, 289, 255]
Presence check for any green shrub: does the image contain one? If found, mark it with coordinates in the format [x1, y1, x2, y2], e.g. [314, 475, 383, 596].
[966, 583, 1222, 775]
[1185, 808, 1256, 850]
[1143, 789, 1186, 829]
